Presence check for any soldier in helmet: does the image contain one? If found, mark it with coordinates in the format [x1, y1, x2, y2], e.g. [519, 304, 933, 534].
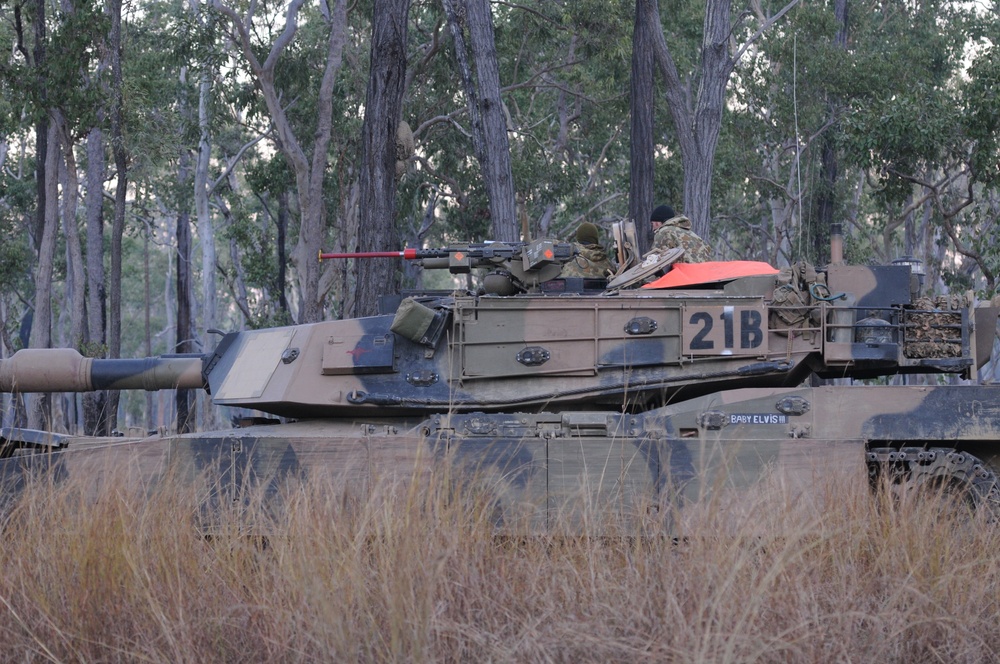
[650, 204, 712, 263]
[560, 221, 616, 278]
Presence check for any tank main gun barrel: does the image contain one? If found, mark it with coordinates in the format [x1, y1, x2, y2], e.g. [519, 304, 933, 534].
[0, 348, 207, 393]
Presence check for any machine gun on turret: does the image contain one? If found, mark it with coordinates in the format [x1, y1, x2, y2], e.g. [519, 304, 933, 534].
[320, 239, 578, 294]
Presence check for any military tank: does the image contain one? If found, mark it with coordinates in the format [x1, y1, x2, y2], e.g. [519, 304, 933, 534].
[2, 230, 1000, 526]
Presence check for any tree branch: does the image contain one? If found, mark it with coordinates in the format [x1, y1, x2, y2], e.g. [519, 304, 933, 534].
[732, 0, 802, 64]
[209, 133, 268, 195]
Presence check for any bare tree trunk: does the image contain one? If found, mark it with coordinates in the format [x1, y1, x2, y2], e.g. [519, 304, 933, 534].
[144, 226, 154, 430]
[630, 0, 656, 254]
[31, 0, 47, 251]
[814, 0, 848, 265]
[652, 0, 731, 240]
[57, 115, 85, 432]
[331, 178, 360, 319]
[176, 156, 196, 434]
[57, 113, 86, 353]
[196, 68, 217, 336]
[647, 0, 799, 241]
[193, 1, 217, 338]
[442, 0, 518, 242]
[83, 127, 111, 435]
[107, 0, 127, 431]
[276, 191, 290, 316]
[212, 192, 253, 324]
[354, 0, 410, 317]
[466, 0, 516, 241]
[22, 0, 50, 429]
[28, 119, 60, 430]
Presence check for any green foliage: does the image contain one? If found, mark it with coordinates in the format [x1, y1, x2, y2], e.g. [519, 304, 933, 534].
[45, 0, 110, 132]
[842, 88, 959, 204]
[704, 0, 995, 274]
[402, 0, 640, 243]
[0, 168, 35, 315]
[961, 45, 1000, 185]
[0, 0, 110, 131]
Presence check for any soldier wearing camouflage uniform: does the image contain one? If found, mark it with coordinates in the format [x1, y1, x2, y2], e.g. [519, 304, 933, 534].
[651, 204, 712, 263]
[560, 222, 616, 278]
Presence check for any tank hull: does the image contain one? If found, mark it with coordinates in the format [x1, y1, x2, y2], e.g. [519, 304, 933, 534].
[6, 384, 999, 528]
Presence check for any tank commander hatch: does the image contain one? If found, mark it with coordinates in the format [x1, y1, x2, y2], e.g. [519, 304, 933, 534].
[559, 221, 616, 278]
[650, 204, 712, 263]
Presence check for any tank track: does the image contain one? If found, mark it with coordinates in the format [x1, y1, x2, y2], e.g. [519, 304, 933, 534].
[867, 446, 1000, 515]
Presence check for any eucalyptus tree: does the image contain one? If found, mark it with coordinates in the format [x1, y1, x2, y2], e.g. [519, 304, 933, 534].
[713, 1, 858, 266]
[638, 0, 799, 241]
[354, 0, 410, 317]
[0, 0, 118, 429]
[122, 1, 195, 430]
[1, 0, 57, 428]
[630, 0, 657, 253]
[832, 0, 993, 289]
[213, 0, 349, 324]
[499, 0, 635, 239]
[441, 0, 517, 241]
[0, 11, 36, 380]
[405, 0, 636, 250]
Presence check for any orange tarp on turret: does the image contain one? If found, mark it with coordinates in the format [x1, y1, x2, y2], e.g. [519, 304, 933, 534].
[641, 261, 778, 289]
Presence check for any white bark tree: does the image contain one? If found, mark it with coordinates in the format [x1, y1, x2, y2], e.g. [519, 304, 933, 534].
[213, 0, 348, 323]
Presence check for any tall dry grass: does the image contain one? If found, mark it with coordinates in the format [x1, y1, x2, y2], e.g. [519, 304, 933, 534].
[1, 463, 998, 663]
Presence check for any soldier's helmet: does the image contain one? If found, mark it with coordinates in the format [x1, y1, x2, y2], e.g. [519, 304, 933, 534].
[576, 222, 601, 246]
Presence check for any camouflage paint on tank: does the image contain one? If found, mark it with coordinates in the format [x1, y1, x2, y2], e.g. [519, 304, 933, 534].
[0, 263, 982, 419]
[4, 381, 1000, 526]
[1, 246, 999, 525]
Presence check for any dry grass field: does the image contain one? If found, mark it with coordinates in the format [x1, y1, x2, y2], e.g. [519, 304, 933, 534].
[1, 463, 998, 663]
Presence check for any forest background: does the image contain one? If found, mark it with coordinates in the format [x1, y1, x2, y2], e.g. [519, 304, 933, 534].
[0, 0, 998, 434]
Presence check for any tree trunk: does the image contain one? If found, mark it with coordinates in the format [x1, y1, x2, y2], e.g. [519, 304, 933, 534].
[815, 0, 848, 264]
[648, 0, 799, 242]
[276, 191, 290, 316]
[107, 0, 126, 430]
[646, 0, 734, 240]
[196, 67, 217, 336]
[56, 116, 85, 432]
[176, 156, 196, 434]
[630, 0, 657, 254]
[83, 127, 111, 435]
[442, 0, 518, 242]
[354, 0, 410, 317]
[144, 227, 154, 430]
[57, 113, 86, 354]
[31, 0, 47, 252]
[28, 118, 60, 430]
[466, 0, 517, 241]
[331, 179, 360, 319]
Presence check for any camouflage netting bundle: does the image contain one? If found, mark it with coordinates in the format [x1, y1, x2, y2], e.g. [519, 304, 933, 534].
[903, 295, 969, 358]
[769, 262, 826, 335]
[396, 121, 414, 178]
